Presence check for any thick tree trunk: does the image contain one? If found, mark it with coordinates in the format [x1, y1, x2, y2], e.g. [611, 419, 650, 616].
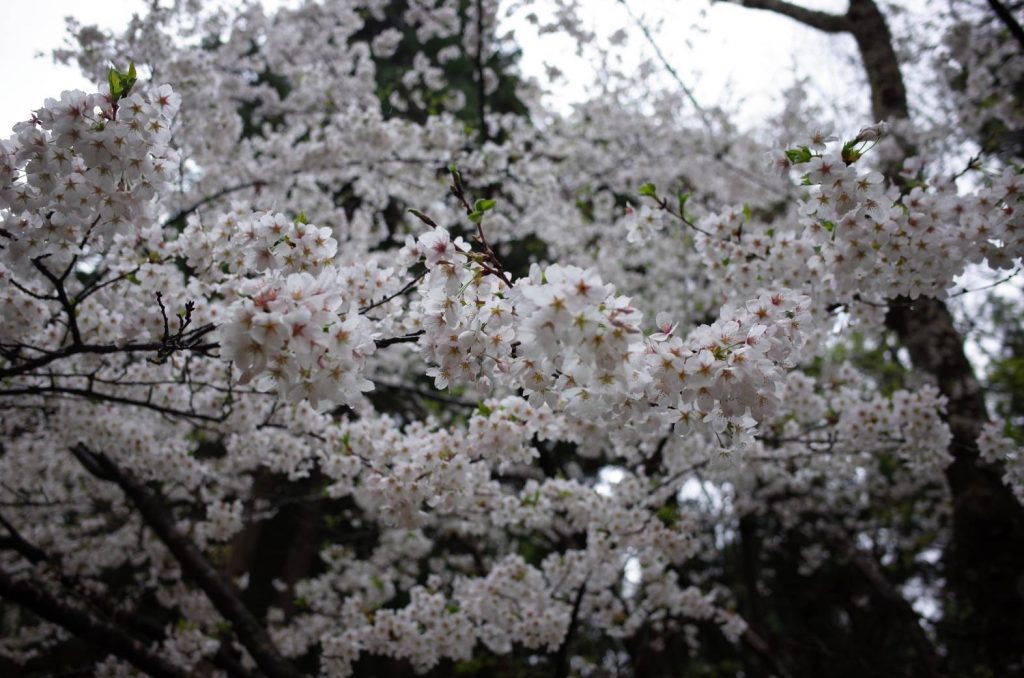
[886, 298, 1024, 672]
[848, 1, 1024, 672]
[736, 0, 1024, 672]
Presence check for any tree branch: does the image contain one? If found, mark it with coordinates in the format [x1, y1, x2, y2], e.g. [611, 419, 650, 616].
[0, 386, 227, 423]
[551, 580, 587, 678]
[0, 569, 188, 678]
[741, 625, 794, 678]
[986, 0, 1024, 52]
[70, 445, 302, 678]
[0, 327, 217, 380]
[0, 513, 47, 563]
[474, 0, 489, 142]
[32, 256, 83, 347]
[0, 511, 253, 677]
[374, 331, 424, 348]
[618, 0, 715, 131]
[162, 180, 265, 228]
[730, 0, 849, 33]
[359, 272, 425, 314]
[846, 546, 945, 676]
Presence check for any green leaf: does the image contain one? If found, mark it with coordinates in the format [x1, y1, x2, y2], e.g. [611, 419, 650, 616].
[656, 505, 679, 526]
[473, 198, 496, 212]
[785, 146, 813, 164]
[107, 62, 138, 103]
[468, 210, 483, 224]
[448, 164, 463, 191]
[841, 140, 862, 164]
[108, 68, 122, 100]
[295, 212, 309, 225]
[743, 203, 752, 221]
[677, 191, 690, 215]
[638, 182, 657, 198]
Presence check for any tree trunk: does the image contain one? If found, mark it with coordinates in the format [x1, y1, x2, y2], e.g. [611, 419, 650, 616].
[736, 0, 1024, 671]
[849, 1, 1024, 672]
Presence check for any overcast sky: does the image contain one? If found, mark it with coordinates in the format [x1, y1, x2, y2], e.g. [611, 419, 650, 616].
[0, 1, 145, 130]
[0, 0, 862, 133]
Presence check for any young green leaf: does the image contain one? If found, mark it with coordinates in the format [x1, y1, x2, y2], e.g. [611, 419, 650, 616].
[677, 191, 690, 215]
[785, 146, 813, 164]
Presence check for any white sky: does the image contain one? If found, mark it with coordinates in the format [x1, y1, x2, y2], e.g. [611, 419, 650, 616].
[510, 0, 860, 125]
[0, 0, 861, 133]
[0, 0, 148, 130]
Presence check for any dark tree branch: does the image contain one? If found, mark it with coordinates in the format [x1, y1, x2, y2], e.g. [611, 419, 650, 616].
[73, 265, 142, 305]
[474, 0, 489, 142]
[374, 380, 477, 408]
[731, 0, 849, 33]
[0, 513, 47, 563]
[163, 180, 265, 228]
[551, 580, 587, 678]
[32, 256, 83, 347]
[0, 569, 188, 678]
[846, 546, 945, 676]
[70, 445, 303, 678]
[359, 272, 425, 314]
[986, 0, 1024, 52]
[0, 328, 218, 379]
[0, 512, 253, 677]
[0, 386, 227, 423]
[151, 294, 211, 364]
[741, 625, 794, 678]
[374, 331, 424, 348]
[845, 0, 910, 125]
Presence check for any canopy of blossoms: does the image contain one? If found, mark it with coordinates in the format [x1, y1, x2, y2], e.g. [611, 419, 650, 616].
[1, 1, 1022, 676]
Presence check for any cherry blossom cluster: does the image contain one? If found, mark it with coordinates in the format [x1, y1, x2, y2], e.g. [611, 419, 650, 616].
[210, 395, 744, 676]
[407, 224, 818, 448]
[642, 289, 814, 447]
[937, 0, 1024, 157]
[0, 84, 180, 273]
[694, 128, 1023, 319]
[312, 396, 559, 525]
[285, 449, 738, 677]
[407, 225, 506, 392]
[978, 422, 1024, 504]
[180, 207, 338, 276]
[3, 0, 1022, 674]
[219, 269, 376, 408]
